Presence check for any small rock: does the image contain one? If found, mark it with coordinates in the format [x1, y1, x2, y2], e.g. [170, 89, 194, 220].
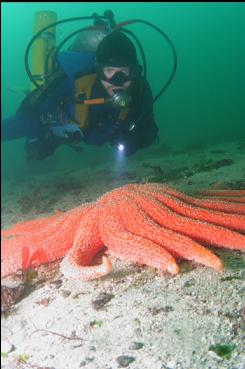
[162, 305, 174, 313]
[184, 279, 195, 287]
[35, 297, 52, 306]
[61, 289, 72, 298]
[148, 306, 165, 316]
[1, 283, 25, 313]
[129, 341, 144, 350]
[116, 355, 135, 367]
[50, 279, 63, 289]
[85, 355, 94, 362]
[91, 292, 114, 310]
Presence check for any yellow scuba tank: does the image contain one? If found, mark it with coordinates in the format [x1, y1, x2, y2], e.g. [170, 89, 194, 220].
[31, 11, 57, 89]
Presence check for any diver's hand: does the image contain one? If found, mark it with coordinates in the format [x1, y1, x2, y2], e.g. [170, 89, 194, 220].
[65, 130, 83, 144]
[51, 124, 83, 144]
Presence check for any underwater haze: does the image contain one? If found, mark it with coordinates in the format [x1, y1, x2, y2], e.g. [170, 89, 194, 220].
[1, 2, 245, 182]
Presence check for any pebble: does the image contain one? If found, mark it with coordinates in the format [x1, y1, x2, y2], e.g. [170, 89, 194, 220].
[129, 341, 144, 350]
[91, 292, 114, 310]
[61, 289, 71, 298]
[162, 305, 174, 313]
[1, 284, 25, 313]
[50, 279, 63, 289]
[116, 356, 135, 367]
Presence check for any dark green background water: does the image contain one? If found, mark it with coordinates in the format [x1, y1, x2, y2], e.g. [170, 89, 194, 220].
[2, 2, 245, 182]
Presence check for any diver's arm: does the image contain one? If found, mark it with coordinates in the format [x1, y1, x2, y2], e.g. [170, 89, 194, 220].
[1, 111, 56, 160]
[13, 75, 72, 160]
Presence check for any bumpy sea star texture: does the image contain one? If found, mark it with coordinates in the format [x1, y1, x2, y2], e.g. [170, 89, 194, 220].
[1, 184, 245, 280]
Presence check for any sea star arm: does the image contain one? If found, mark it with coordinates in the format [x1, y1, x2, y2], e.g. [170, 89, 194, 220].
[139, 184, 245, 215]
[123, 187, 245, 250]
[1, 205, 92, 277]
[60, 255, 112, 281]
[1, 211, 64, 237]
[99, 201, 180, 275]
[114, 192, 224, 272]
[201, 189, 245, 197]
[210, 197, 245, 204]
[136, 184, 245, 232]
[60, 207, 112, 280]
[200, 189, 245, 204]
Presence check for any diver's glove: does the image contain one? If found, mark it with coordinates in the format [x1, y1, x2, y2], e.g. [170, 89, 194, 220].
[25, 130, 56, 161]
[65, 129, 83, 144]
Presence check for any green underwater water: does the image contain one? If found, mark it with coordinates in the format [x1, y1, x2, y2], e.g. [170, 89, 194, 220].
[1, 2, 245, 183]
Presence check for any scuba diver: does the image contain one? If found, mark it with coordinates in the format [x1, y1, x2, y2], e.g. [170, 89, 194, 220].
[1, 11, 176, 161]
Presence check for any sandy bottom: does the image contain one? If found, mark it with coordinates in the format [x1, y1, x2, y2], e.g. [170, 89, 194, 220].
[1, 139, 245, 369]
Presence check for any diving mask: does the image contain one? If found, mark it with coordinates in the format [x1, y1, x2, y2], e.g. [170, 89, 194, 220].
[102, 69, 131, 86]
[99, 63, 142, 86]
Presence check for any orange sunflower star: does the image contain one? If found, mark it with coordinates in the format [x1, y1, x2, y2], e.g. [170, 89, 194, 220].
[1, 184, 245, 280]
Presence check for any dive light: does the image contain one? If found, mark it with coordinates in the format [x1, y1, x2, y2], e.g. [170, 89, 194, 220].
[117, 143, 125, 151]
